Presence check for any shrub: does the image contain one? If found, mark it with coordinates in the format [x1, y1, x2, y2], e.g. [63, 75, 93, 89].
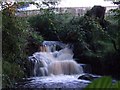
[28, 10, 74, 41]
[2, 4, 44, 88]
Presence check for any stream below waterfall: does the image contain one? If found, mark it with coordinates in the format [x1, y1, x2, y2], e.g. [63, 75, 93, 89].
[16, 75, 91, 89]
[14, 41, 101, 89]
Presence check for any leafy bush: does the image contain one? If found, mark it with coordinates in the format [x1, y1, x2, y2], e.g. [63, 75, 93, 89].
[106, 8, 120, 51]
[25, 32, 44, 56]
[2, 61, 24, 88]
[28, 10, 73, 41]
[102, 8, 120, 78]
[2, 3, 44, 88]
[65, 15, 114, 59]
[2, 5, 27, 87]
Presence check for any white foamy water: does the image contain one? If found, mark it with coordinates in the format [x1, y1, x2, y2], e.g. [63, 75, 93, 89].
[28, 41, 83, 76]
[18, 75, 90, 88]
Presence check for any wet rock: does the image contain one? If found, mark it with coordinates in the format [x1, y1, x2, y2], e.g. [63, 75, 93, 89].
[78, 73, 101, 81]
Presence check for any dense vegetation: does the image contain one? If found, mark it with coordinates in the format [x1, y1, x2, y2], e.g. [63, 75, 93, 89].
[2, 2, 120, 88]
[2, 3, 43, 88]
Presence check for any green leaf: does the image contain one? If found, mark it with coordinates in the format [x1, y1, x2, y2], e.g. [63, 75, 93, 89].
[85, 76, 112, 89]
[112, 81, 120, 89]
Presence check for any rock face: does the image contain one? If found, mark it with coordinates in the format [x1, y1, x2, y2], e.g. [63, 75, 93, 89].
[86, 6, 106, 20]
[86, 5, 107, 29]
[78, 73, 101, 81]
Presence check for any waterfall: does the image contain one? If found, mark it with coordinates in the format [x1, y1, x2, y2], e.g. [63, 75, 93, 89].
[28, 41, 83, 76]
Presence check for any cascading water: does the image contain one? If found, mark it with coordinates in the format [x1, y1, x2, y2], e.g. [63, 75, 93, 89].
[16, 41, 100, 89]
[28, 41, 83, 76]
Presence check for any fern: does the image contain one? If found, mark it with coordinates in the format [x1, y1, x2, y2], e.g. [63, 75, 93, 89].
[85, 76, 120, 89]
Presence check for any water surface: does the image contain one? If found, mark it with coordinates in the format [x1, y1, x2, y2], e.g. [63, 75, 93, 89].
[16, 74, 90, 89]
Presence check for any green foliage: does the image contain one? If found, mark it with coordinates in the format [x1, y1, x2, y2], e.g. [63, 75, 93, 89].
[28, 11, 55, 40]
[106, 8, 120, 46]
[2, 61, 24, 88]
[28, 10, 73, 40]
[85, 76, 120, 89]
[2, 3, 44, 88]
[28, 10, 115, 58]
[25, 31, 44, 56]
[112, 81, 120, 88]
[30, 31, 44, 44]
[110, 8, 120, 51]
[2, 6, 27, 87]
[64, 15, 114, 58]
